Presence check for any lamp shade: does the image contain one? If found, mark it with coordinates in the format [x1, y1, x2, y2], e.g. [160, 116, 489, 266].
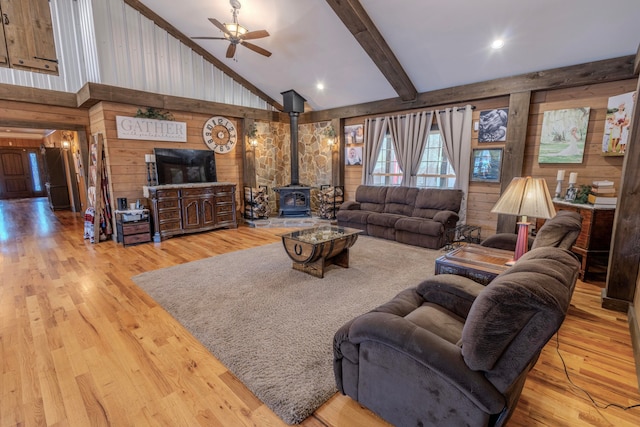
[491, 177, 556, 219]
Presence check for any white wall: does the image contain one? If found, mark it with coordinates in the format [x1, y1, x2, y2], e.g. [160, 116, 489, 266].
[0, 0, 271, 110]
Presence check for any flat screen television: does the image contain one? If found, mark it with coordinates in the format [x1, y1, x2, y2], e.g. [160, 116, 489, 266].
[154, 148, 217, 185]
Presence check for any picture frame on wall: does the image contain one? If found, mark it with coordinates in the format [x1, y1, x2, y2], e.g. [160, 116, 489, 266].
[602, 91, 635, 156]
[344, 124, 364, 144]
[471, 148, 503, 183]
[538, 107, 590, 164]
[346, 146, 363, 166]
[478, 108, 509, 142]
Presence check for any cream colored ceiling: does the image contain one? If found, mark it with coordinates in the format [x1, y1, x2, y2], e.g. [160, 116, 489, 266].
[138, 0, 640, 111]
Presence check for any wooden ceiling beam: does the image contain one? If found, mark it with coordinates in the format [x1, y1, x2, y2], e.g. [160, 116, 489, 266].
[123, 0, 283, 111]
[325, 0, 417, 102]
[300, 55, 637, 123]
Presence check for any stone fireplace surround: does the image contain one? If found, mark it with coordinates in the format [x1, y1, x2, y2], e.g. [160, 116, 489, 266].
[247, 121, 335, 216]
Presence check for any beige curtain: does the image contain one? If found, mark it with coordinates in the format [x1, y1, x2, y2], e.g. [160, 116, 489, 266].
[388, 111, 434, 187]
[362, 117, 389, 185]
[436, 105, 473, 223]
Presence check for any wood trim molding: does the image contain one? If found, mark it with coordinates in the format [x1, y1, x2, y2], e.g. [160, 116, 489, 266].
[76, 82, 281, 121]
[0, 83, 77, 108]
[325, 0, 417, 102]
[300, 55, 637, 123]
[122, 0, 283, 111]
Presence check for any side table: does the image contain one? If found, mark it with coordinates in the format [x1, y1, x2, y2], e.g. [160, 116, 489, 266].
[435, 245, 512, 285]
[115, 209, 151, 247]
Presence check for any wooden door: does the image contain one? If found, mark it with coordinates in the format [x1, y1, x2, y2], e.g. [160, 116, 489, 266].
[0, 148, 34, 199]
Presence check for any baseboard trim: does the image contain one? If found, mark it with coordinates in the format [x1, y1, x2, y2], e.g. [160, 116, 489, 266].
[628, 305, 640, 393]
[601, 289, 630, 312]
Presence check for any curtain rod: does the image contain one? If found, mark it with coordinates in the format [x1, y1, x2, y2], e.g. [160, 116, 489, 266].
[437, 106, 476, 113]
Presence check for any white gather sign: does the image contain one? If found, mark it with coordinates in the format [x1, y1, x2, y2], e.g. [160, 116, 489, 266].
[116, 116, 187, 142]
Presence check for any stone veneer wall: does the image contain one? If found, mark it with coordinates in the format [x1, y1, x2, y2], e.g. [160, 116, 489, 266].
[249, 120, 334, 216]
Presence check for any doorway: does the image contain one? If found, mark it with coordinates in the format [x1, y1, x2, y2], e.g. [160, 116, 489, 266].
[0, 147, 46, 199]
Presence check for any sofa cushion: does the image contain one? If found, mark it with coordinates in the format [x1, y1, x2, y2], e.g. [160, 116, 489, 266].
[383, 187, 418, 216]
[395, 217, 444, 237]
[356, 185, 388, 213]
[367, 212, 406, 228]
[404, 303, 464, 345]
[531, 210, 582, 250]
[412, 189, 463, 219]
[336, 209, 371, 225]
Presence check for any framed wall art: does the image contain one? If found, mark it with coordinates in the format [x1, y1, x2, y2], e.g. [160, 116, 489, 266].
[344, 124, 364, 144]
[471, 148, 502, 183]
[538, 107, 590, 164]
[346, 146, 362, 166]
[478, 108, 508, 142]
[602, 91, 635, 156]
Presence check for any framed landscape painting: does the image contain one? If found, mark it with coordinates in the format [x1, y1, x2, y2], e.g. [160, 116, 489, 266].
[538, 107, 590, 164]
[471, 148, 502, 183]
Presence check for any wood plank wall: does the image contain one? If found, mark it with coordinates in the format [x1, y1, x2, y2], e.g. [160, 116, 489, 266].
[339, 80, 635, 238]
[87, 102, 244, 218]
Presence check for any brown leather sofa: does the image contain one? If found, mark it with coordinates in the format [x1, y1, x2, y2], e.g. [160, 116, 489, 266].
[336, 185, 463, 249]
[333, 247, 580, 427]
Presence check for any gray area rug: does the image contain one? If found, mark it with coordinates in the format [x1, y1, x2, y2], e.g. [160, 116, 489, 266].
[132, 236, 440, 424]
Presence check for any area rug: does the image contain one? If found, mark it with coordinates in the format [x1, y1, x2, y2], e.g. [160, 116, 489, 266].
[132, 236, 440, 424]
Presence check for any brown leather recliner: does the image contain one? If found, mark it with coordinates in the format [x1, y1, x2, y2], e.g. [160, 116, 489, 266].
[333, 247, 580, 427]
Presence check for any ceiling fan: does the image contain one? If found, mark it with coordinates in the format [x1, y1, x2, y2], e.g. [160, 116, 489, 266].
[192, 0, 272, 59]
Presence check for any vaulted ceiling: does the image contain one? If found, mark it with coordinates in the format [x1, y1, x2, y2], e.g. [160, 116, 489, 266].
[127, 1, 640, 111]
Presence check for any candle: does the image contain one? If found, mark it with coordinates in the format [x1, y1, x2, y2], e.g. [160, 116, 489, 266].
[568, 172, 577, 184]
[556, 170, 565, 181]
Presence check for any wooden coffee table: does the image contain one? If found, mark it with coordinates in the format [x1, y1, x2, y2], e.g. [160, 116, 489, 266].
[435, 244, 514, 285]
[280, 225, 363, 278]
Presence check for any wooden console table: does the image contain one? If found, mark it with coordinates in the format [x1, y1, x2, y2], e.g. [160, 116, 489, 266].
[435, 245, 512, 285]
[536, 200, 614, 280]
[144, 183, 237, 242]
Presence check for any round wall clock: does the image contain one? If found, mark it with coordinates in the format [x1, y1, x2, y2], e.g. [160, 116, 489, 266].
[203, 116, 237, 154]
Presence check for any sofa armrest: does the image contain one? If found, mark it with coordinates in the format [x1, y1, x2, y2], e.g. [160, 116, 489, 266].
[347, 312, 506, 414]
[432, 210, 459, 227]
[481, 233, 534, 251]
[339, 200, 361, 210]
[416, 274, 484, 318]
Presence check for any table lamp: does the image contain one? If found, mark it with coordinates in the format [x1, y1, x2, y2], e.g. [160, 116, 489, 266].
[491, 176, 556, 265]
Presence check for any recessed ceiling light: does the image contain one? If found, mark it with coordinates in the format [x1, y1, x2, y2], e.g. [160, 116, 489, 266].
[317, 83, 325, 91]
[491, 39, 505, 49]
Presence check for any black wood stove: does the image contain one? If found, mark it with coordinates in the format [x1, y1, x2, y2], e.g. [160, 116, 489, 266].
[276, 90, 312, 218]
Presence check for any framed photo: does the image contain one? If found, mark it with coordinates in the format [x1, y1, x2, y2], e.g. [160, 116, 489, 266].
[345, 146, 362, 166]
[538, 107, 590, 164]
[471, 148, 503, 183]
[344, 124, 364, 144]
[478, 108, 508, 142]
[602, 91, 635, 156]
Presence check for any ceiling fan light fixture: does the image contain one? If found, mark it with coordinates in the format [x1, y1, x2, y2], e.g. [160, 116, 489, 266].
[224, 22, 248, 39]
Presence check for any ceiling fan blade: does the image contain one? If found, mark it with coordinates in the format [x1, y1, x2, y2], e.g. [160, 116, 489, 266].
[209, 18, 231, 36]
[226, 43, 237, 58]
[191, 36, 227, 40]
[241, 41, 272, 57]
[241, 29, 269, 40]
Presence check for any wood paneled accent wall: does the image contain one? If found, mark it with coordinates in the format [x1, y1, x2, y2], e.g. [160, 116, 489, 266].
[87, 102, 244, 217]
[340, 80, 634, 238]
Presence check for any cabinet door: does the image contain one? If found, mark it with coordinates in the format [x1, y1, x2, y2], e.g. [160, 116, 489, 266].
[201, 197, 216, 226]
[182, 197, 201, 229]
[0, 0, 58, 74]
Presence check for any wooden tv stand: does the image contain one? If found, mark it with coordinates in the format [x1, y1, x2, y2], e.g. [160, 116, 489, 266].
[144, 183, 237, 242]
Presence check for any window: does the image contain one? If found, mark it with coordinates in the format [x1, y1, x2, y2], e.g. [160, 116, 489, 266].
[415, 131, 455, 189]
[372, 129, 455, 188]
[372, 133, 402, 186]
[29, 152, 42, 192]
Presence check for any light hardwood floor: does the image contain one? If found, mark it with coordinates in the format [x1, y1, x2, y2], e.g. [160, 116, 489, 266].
[1, 197, 639, 427]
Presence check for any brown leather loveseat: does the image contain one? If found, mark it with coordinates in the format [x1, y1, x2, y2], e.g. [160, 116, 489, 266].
[336, 185, 463, 249]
